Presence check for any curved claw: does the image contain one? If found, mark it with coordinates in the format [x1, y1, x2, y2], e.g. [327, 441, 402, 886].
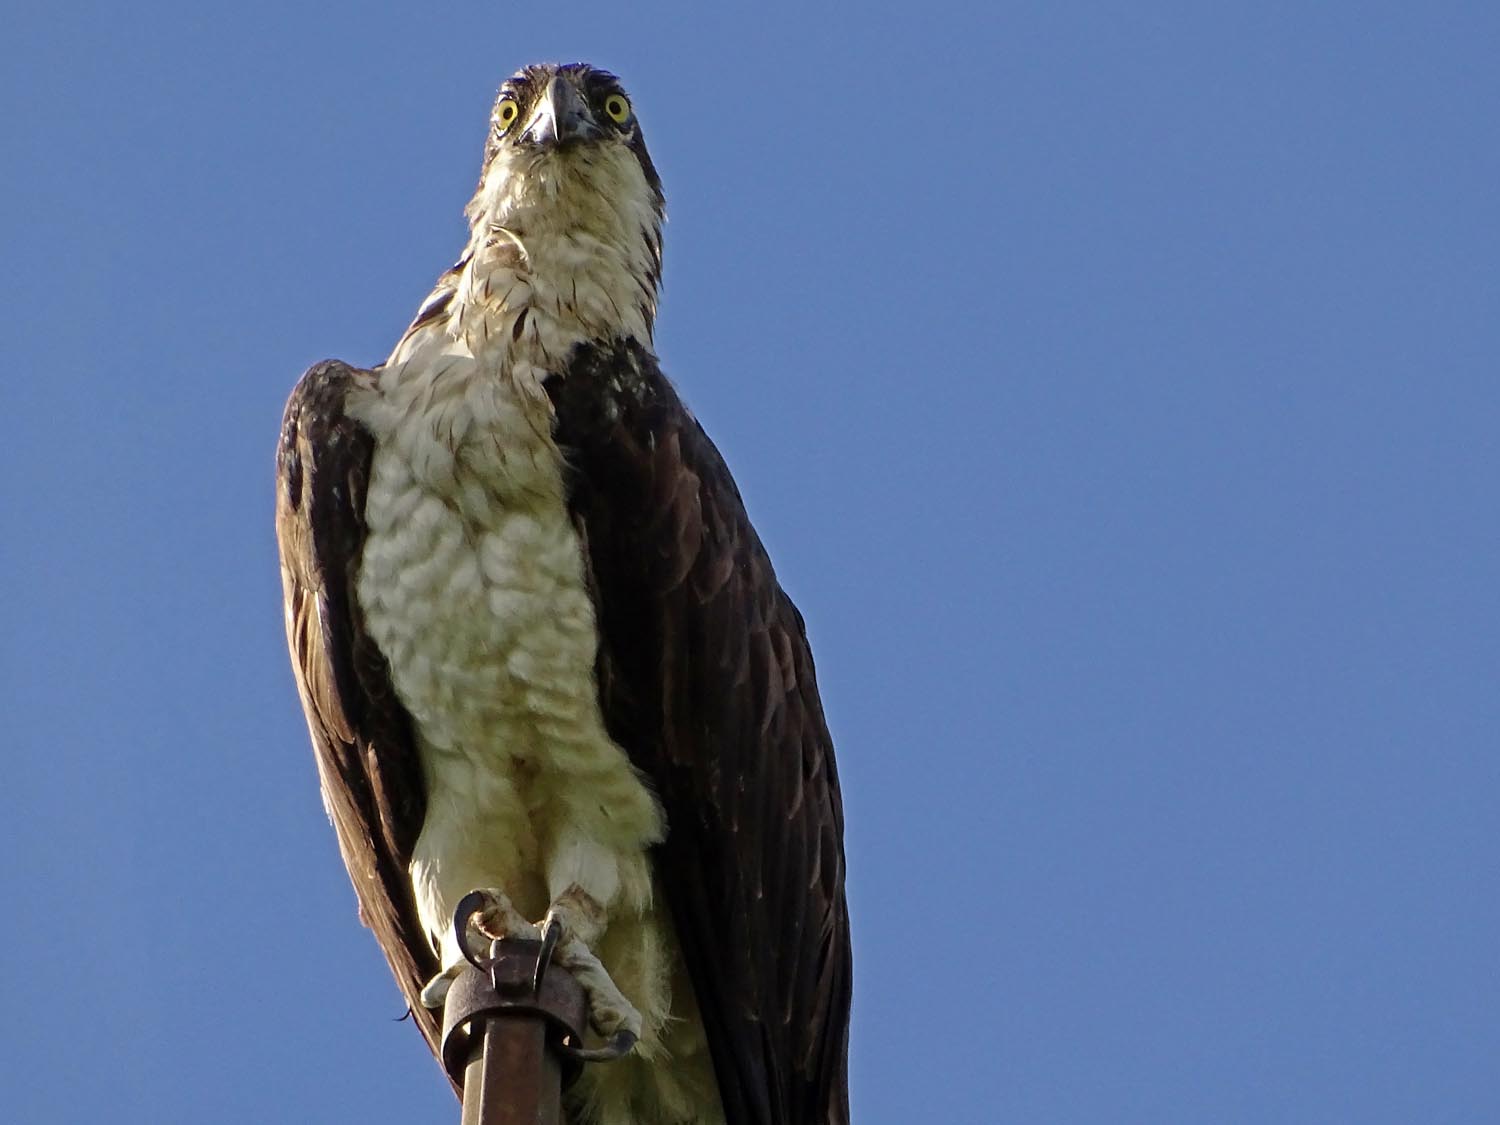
[533, 913, 564, 994]
[559, 1029, 638, 1064]
[452, 890, 494, 971]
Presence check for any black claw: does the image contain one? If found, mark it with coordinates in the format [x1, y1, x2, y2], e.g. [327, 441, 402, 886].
[533, 913, 564, 994]
[452, 890, 493, 971]
[561, 1029, 638, 1063]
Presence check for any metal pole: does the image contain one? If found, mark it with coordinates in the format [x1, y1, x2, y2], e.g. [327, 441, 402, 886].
[440, 938, 589, 1125]
[460, 1011, 561, 1125]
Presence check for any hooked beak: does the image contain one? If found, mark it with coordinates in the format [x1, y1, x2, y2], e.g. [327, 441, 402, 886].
[521, 77, 599, 147]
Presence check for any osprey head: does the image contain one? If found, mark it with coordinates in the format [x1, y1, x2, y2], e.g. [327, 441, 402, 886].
[466, 63, 664, 319]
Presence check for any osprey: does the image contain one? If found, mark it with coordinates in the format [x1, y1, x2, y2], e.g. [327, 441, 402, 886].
[275, 63, 851, 1124]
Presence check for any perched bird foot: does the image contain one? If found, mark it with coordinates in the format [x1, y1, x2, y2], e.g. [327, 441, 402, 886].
[431, 887, 640, 1059]
[553, 930, 641, 1056]
[419, 962, 463, 1009]
[462, 887, 541, 958]
[421, 888, 541, 1007]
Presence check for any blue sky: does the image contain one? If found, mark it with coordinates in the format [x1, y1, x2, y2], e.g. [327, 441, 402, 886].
[4, 2, 1497, 1121]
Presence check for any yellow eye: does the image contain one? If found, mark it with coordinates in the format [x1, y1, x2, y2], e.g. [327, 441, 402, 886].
[495, 96, 520, 131]
[603, 94, 631, 124]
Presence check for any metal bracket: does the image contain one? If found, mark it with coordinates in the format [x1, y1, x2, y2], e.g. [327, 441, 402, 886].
[439, 938, 592, 1090]
[440, 894, 640, 1121]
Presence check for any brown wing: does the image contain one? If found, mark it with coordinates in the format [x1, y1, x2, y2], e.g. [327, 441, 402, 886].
[549, 340, 853, 1125]
[275, 360, 446, 1075]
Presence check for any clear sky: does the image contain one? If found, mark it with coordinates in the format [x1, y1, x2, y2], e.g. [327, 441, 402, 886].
[3, 2, 1496, 1122]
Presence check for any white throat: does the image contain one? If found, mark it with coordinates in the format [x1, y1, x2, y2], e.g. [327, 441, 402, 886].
[386, 141, 659, 383]
[350, 138, 662, 551]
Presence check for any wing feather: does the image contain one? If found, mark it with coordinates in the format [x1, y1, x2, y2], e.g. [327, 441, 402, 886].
[275, 361, 445, 1075]
[549, 340, 853, 1125]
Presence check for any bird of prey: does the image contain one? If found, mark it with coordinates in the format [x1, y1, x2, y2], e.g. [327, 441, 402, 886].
[275, 63, 851, 1124]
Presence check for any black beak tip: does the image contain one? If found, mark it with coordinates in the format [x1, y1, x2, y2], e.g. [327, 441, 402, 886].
[521, 77, 600, 148]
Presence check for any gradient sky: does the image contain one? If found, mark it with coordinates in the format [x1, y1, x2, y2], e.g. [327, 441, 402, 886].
[4, 3, 1497, 1122]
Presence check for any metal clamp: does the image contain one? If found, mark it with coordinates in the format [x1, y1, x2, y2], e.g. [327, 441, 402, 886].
[440, 893, 636, 1094]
